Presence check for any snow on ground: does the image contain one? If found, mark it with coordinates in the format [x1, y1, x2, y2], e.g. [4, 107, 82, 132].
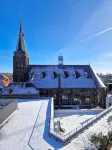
[54, 109, 103, 134]
[0, 99, 110, 150]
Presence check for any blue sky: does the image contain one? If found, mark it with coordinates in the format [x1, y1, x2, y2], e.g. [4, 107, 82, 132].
[0, 0, 112, 73]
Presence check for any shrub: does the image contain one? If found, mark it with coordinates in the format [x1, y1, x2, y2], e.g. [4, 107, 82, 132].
[90, 132, 109, 150]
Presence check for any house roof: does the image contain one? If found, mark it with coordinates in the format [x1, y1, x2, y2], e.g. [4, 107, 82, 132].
[2, 79, 11, 87]
[28, 65, 106, 89]
[0, 74, 11, 88]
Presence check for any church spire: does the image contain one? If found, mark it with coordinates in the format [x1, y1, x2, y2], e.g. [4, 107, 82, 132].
[16, 11, 27, 53]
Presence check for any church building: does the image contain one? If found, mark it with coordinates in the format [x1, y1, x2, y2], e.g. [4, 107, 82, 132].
[13, 21, 106, 108]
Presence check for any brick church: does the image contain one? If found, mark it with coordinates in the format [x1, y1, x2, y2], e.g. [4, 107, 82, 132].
[13, 21, 106, 108]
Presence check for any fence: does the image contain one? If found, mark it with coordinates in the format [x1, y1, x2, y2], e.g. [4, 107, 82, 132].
[49, 100, 112, 144]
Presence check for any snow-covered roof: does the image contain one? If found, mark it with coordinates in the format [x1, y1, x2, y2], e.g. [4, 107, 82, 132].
[90, 67, 106, 88]
[0, 99, 111, 150]
[1, 82, 39, 94]
[28, 65, 106, 89]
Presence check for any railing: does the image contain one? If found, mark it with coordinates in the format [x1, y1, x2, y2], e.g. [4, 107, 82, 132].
[49, 101, 112, 144]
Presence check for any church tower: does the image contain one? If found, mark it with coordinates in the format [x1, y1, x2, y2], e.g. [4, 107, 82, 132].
[13, 19, 29, 82]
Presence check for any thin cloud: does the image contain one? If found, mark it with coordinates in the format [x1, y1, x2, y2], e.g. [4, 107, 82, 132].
[96, 60, 112, 65]
[77, 26, 112, 45]
[59, 26, 112, 53]
[102, 52, 112, 59]
[0, 56, 12, 60]
[59, 45, 74, 53]
[97, 60, 109, 64]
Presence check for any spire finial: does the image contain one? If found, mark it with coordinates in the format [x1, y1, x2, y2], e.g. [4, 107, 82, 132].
[20, 10, 22, 23]
[19, 10, 22, 32]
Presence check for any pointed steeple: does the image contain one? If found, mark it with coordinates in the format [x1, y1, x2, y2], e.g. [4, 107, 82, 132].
[16, 12, 27, 53]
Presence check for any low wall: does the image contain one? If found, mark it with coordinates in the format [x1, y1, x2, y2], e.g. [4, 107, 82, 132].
[0, 99, 18, 126]
[50, 98, 54, 130]
[55, 109, 103, 114]
[0, 94, 39, 99]
[49, 103, 112, 144]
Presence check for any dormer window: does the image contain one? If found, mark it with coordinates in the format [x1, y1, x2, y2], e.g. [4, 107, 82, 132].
[84, 72, 88, 78]
[73, 71, 80, 78]
[32, 74, 35, 80]
[29, 73, 32, 78]
[74, 73, 77, 78]
[52, 72, 57, 78]
[30, 72, 35, 80]
[41, 72, 46, 78]
[63, 71, 69, 78]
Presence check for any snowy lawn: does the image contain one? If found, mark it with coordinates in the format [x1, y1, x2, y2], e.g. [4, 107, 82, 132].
[54, 109, 103, 135]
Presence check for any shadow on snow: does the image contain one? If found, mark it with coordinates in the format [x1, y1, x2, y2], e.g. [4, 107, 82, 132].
[43, 100, 63, 150]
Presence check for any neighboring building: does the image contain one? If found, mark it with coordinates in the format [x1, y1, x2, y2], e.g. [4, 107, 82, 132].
[0, 74, 11, 89]
[106, 83, 112, 93]
[1, 82, 39, 95]
[98, 73, 112, 85]
[106, 94, 112, 108]
[13, 20, 106, 108]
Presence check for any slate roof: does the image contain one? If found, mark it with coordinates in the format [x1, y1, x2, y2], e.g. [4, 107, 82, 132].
[28, 65, 106, 89]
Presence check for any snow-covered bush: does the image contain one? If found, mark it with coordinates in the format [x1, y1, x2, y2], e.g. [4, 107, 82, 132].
[90, 132, 112, 150]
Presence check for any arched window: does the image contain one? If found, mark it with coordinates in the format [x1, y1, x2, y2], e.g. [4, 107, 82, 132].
[85, 97, 91, 104]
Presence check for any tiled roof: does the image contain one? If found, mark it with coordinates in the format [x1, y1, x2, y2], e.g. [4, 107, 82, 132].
[2, 79, 11, 86]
